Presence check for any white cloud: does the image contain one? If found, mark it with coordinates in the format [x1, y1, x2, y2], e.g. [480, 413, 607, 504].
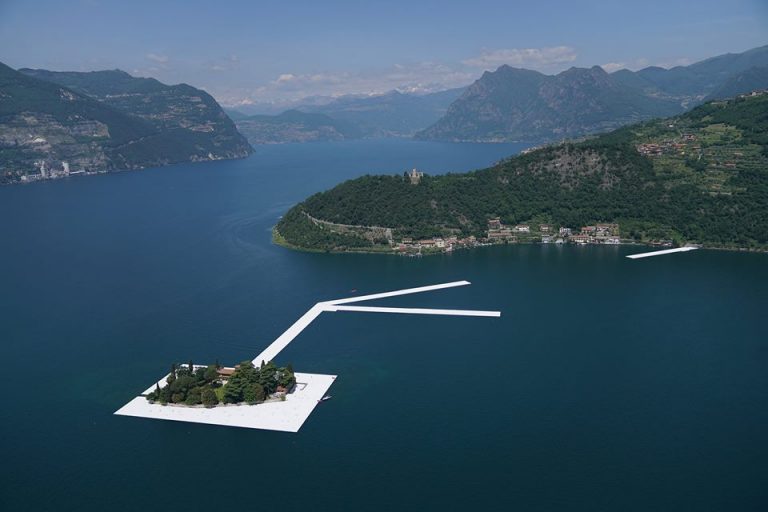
[462, 46, 577, 70]
[601, 56, 691, 73]
[276, 73, 297, 83]
[145, 53, 169, 65]
[656, 57, 692, 69]
[209, 47, 588, 107]
[212, 61, 478, 106]
[601, 62, 626, 73]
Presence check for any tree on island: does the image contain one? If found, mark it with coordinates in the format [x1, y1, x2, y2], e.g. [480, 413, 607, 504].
[201, 389, 218, 408]
[243, 383, 266, 404]
[204, 364, 219, 382]
[167, 363, 177, 385]
[146, 359, 296, 407]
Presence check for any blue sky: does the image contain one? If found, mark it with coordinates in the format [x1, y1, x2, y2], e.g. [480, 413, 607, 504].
[1, 0, 766, 107]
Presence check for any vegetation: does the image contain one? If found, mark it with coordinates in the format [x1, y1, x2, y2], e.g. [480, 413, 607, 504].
[145, 361, 296, 407]
[417, 65, 685, 142]
[0, 62, 251, 184]
[221, 361, 296, 405]
[418, 45, 768, 143]
[278, 94, 768, 251]
[235, 110, 361, 144]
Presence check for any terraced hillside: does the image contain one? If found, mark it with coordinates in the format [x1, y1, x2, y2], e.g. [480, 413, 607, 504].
[276, 93, 768, 252]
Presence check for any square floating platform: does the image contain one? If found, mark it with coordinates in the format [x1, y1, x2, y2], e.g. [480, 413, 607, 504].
[115, 281, 499, 433]
[114, 372, 336, 432]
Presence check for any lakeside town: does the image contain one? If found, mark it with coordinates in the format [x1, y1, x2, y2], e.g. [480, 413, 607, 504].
[393, 219, 662, 256]
[15, 160, 103, 183]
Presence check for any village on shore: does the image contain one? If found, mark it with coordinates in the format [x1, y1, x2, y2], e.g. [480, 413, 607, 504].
[394, 219, 668, 256]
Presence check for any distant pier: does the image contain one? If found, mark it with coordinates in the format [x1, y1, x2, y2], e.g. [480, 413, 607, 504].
[626, 246, 699, 259]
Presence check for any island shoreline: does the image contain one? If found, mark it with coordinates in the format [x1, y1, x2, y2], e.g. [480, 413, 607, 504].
[272, 226, 767, 257]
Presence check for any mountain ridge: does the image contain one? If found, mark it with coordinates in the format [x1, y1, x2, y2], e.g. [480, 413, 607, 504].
[295, 87, 466, 137]
[234, 109, 361, 144]
[418, 45, 768, 143]
[417, 64, 683, 142]
[1, 65, 251, 184]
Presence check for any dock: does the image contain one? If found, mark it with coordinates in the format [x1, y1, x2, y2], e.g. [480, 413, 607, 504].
[626, 246, 699, 259]
[116, 281, 500, 432]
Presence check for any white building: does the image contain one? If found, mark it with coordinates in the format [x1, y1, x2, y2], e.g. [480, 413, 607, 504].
[408, 168, 424, 184]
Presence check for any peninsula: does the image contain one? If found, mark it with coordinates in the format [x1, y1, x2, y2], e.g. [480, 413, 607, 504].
[275, 92, 768, 254]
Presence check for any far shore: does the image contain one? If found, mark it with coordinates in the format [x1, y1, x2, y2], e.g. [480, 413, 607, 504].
[272, 227, 767, 257]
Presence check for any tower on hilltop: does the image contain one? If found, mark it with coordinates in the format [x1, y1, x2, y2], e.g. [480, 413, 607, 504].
[407, 168, 424, 185]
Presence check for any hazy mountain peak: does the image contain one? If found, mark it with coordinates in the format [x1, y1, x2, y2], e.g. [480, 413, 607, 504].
[418, 45, 768, 143]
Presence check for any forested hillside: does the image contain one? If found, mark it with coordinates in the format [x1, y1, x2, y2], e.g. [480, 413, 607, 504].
[277, 93, 768, 252]
[234, 110, 361, 144]
[1, 65, 251, 184]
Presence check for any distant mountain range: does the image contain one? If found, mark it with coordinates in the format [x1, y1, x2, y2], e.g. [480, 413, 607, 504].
[417, 45, 768, 143]
[229, 88, 465, 144]
[0, 65, 251, 184]
[705, 65, 768, 101]
[295, 88, 466, 137]
[233, 110, 361, 144]
[3, 45, 768, 184]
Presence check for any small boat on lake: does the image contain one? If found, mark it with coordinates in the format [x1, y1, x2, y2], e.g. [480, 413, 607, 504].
[318, 395, 332, 403]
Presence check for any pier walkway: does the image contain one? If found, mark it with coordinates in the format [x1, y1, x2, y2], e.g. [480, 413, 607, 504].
[117, 281, 500, 432]
[626, 246, 699, 259]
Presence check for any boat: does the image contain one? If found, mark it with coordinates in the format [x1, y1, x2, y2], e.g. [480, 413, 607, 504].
[318, 395, 332, 403]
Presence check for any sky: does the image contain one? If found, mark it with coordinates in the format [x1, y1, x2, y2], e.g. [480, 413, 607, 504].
[1, 0, 767, 109]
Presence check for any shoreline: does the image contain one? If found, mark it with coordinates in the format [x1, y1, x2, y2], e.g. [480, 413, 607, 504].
[1, 151, 252, 187]
[272, 227, 767, 256]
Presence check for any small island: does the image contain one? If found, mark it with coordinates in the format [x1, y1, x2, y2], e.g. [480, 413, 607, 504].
[145, 361, 296, 408]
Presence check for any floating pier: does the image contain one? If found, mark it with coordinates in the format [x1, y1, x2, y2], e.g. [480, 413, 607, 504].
[116, 281, 500, 432]
[626, 246, 699, 259]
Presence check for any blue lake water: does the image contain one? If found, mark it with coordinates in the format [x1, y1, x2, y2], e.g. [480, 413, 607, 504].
[1, 139, 767, 511]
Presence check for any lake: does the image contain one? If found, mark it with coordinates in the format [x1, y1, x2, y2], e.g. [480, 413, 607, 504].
[1, 139, 767, 511]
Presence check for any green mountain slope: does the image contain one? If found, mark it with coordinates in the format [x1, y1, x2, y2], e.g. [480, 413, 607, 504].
[19, 68, 251, 158]
[0, 62, 155, 181]
[705, 66, 768, 100]
[0, 65, 251, 184]
[419, 46, 768, 143]
[277, 93, 768, 251]
[18, 68, 169, 96]
[625, 45, 768, 99]
[417, 65, 684, 142]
